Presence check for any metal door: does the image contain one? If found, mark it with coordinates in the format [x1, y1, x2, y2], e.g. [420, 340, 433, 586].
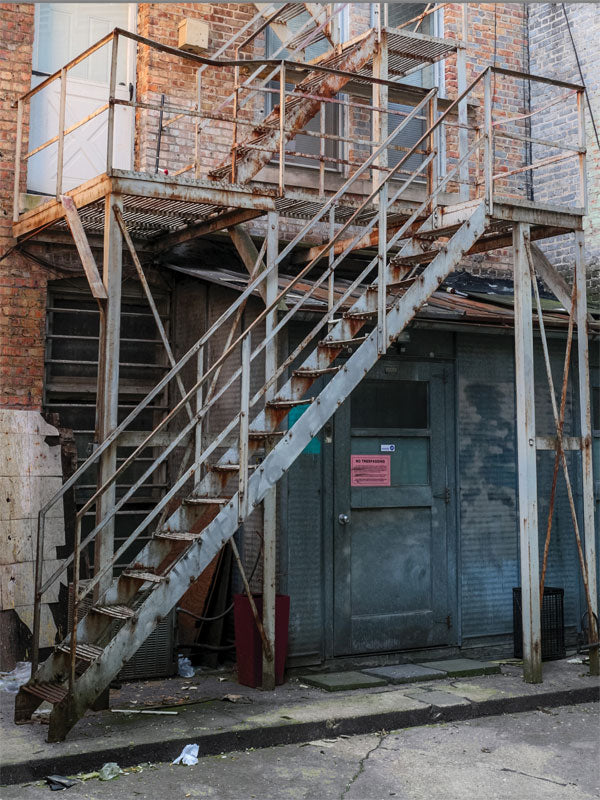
[333, 359, 455, 655]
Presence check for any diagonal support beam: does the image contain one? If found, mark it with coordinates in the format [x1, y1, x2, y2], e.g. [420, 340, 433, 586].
[153, 208, 263, 254]
[228, 224, 268, 304]
[61, 195, 107, 300]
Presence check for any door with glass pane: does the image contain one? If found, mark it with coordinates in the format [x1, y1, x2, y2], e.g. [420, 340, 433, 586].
[28, 3, 134, 195]
[333, 359, 455, 655]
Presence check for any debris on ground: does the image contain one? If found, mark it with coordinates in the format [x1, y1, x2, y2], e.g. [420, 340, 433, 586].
[45, 775, 79, 791]
[0, 662, 31, 694]
[221, 693, 252, 704]
[177, 657, 195, 678]
[172, 744, 199, 766]
[98, 762, 121, 781]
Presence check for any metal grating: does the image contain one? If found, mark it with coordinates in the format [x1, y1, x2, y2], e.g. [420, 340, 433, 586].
[356, 29, 457, 81]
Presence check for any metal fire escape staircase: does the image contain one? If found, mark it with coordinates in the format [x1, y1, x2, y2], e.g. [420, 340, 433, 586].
[15, 90, 487, 741]
[15, 24, 491, 742]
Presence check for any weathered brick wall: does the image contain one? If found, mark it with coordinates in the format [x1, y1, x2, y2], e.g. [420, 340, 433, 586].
[0, 3, 47, 410]
[135, 3, 259, 176]
[528, 2, 599, 293]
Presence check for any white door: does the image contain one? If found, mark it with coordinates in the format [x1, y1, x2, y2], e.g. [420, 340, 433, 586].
[28, 3, 135, 195]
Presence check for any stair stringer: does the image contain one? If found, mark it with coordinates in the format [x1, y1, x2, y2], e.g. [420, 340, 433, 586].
[45, 202, 487, 740]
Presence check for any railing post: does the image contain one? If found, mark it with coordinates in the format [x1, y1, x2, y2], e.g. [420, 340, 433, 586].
[278, 63, 285, 194]
[263, 210, 279, 690]
[483, 67, 493, 214]
[94, 193, 123, 599]
[574, 231, 598, 675]
[328, 205, 335, 324]
[513, 221, 542, 684]
[427, 91, 438, 217]
[319, 101, 325, 196]
[31, 512, 45, 673]
[232, 53, 240, 183]
[372, 25, 388, 194]
[13, 99, 23, 222]
[106, 33, 119, 175]
[69, 517, 82, 693]
[457, 3, 469, 201]
[195, 344, 204, 486]
[377, 178, 388, 354]
[577, 89, 588, 214]
[56, 67, 67, 200]
[195, 69, 202, 178]
[238, 333, 250, 522]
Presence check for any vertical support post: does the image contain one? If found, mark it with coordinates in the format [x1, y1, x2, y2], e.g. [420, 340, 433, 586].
[457, 4, 469, 201]
[262, 211, 279, 689]
[238, 333, 250, 522]
[372, 26, 388, 194]
[195, 345, 204, 486]
[31, 513, 44, 673]
[377, 178, 388, 354]
[106, 34, 119, 175]
[69, 517, 81, 693]
[94, 194, 123, 599]
[513, 222, 542, 684]
[279, 63, 286, 194]
[483, 67, 493, 214]
[577, 90, 588, 214]
[574, 231, 598, 675]
[56, 68, 67, 199]
[13, 99, 23, 222]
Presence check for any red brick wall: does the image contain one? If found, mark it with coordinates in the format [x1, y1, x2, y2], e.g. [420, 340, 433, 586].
[0, 3, 46, 409]
[135, 3, 259, 176]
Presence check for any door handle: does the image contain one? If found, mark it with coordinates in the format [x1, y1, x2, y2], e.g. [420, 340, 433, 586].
[338, 513, 350, 525]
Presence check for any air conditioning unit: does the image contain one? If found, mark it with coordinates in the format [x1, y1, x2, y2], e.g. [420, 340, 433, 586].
[68, 581, 176, 681]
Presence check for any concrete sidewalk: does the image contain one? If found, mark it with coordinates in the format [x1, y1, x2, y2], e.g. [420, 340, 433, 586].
[1, 659, 598, 786]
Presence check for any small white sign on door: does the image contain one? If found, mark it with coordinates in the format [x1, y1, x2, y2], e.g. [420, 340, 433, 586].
[380, 444, 395, 452]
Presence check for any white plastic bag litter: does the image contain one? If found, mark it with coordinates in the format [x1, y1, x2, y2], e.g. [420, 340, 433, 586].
[177, 656, 195, 678]
[172, 744, 199, 766]
[0, 662, 31, 694]
[98, 763, 121, 781]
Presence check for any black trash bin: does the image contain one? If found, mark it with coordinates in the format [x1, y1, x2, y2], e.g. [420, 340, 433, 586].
[513, 587, 565, 661]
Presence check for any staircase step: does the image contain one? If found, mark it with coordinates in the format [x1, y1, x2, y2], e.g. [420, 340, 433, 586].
[344, 307, 392, 320]
[154, 530, 202, 541]
[293, 366, 340, 378]
[212, 463, 258, 473]
[367, 276, 418, 291]
[92, 604, 135, 620]
[248, 430, 285, 440]
[318, 335, 369, 348]
[22, 681, 68, 704]
[121, 569, 164, 583]
[56, 642, 103, 662]
[267, 397, 313, 409]
[183, 496, 232, 506]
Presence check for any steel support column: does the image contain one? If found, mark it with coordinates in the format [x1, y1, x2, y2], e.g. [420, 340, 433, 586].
[513, 222, 542, 683]
[262, 211, 279, 689]
[94, 194, 123, 598]
[574, 231, 599, 674]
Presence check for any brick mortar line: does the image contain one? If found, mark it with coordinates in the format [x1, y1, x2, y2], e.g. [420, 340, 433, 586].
[1, 684, 597, 786]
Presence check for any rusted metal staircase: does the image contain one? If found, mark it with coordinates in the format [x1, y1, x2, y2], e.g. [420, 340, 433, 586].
[15, 64, 494, 737]
[209, 29, 376, 183]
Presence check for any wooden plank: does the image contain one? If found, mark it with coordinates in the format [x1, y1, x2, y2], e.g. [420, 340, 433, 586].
[60, 195, 108, 300]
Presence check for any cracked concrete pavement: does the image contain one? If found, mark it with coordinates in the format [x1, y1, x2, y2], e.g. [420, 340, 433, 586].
[2, 703, 598, 799]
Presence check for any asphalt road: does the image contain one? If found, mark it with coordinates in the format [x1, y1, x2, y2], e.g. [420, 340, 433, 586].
[3, 703, 598, 799]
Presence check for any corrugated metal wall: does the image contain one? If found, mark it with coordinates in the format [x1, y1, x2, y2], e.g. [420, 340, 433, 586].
[457, 332, 582, 641]
[282, 327, 587, 659]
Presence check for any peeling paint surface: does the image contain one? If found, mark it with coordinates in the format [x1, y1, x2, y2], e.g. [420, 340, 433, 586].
[0, 409, 66, 651]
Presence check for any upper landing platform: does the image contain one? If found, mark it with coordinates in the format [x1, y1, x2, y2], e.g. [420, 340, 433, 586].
[13, 169, 584, 258]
